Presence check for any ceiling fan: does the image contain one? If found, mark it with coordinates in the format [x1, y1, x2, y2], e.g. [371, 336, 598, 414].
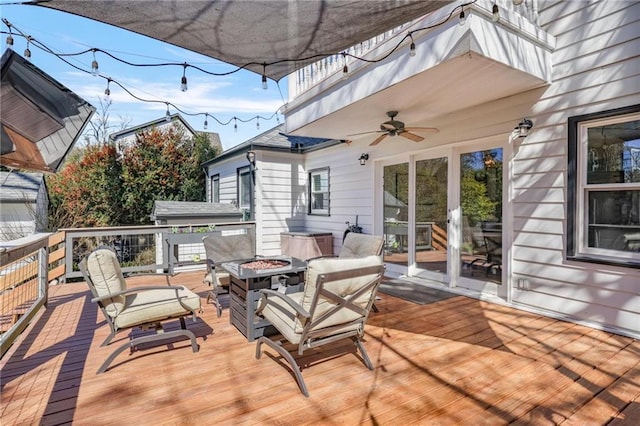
[348, 111, 439, 146]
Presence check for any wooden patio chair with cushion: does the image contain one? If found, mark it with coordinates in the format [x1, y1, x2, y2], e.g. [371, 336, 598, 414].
[79, 247, 201, 374]
[255, 255, 385, 397]
[202, 233, 255, 317]
[339, 232, 384, 258]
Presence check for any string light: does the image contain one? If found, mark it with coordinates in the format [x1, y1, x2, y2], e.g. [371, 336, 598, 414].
[4, 20, 13, 46]
[165, 103, 171, 121]
[459, 10, 467, 26]
[203, 113, 208, 130]
[409, 33, 416, 57]
[104, 78, 111, 96]
[91, 49, 99, 75]
[341, 52, 349, 80]
[256, 116, 260, 130]
[492, 3, 500, 22]
[24, 35, 31, 59]
[234, 117, 238, 132]
[180, 63, 188, 92]
[261, 63, 268, 90]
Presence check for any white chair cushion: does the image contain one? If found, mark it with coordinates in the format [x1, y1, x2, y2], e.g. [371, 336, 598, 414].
[339, 233, 384, 258]
[113, 287, 201, 329]
[87, 248, 127, 316]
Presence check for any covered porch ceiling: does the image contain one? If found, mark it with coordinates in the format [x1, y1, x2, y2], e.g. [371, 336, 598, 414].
[33, 0, 455, 82]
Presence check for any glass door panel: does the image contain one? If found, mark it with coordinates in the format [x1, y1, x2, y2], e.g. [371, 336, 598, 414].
[415, 157, 448, 275]
[459, 148, 503, 285]
[383, 163, 409, 266]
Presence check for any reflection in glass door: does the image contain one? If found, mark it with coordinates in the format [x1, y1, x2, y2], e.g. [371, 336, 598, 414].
[459, 148, 503, 285]
[383, 163, 409, 266]
[415, 157, 448, 276]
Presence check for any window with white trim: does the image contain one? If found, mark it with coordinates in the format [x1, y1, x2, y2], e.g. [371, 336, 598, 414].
[238, 167, 252, 210]
[568, 105, 640, 267]
[308, 167, 329, 215]
[210, 174, 220, 203]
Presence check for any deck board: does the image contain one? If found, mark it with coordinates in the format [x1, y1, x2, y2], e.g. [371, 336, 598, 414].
[1, 270, 638, 425]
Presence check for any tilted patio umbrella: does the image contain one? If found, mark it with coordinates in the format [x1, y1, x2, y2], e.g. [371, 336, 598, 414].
[1, 49, 95, 173]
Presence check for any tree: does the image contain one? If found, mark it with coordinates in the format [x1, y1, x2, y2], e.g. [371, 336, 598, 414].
[47, 125, 219, 228]
[82, 97, 132, 146]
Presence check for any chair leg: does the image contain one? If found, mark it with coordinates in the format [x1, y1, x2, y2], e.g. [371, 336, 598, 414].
[256, 337, 309, 397]
[97, 329, 199, 374]
[206, 290, 223, 318]
[354, 338, 374, 370]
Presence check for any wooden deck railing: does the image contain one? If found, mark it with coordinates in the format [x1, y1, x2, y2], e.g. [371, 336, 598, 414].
[0, 222, 256, 358]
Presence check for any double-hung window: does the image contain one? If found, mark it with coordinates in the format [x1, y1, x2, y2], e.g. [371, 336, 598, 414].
[308, 167, 330, 215]
[238, 167, 252, 212]
[210, 174, 220, 203]
[568, 104, 640, 267]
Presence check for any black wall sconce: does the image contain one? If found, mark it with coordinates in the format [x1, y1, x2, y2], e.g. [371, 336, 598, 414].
[359, 153, 369, 166]
[515, 118, 533, 138]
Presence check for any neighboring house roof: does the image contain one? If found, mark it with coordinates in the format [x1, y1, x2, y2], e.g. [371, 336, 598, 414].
[109, 113, 222, 152]
[202, 124, 342, 166]
[151, 201, 242, 220]
[0, 171, 45, 203]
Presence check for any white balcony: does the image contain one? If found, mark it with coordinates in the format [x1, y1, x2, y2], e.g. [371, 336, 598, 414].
[285, 0, 555, 140]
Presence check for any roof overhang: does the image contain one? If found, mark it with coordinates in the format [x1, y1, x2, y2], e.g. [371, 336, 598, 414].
[285, 2, 555, 141]
[1, 49, 95, 173]
[32, 0, 454, 81]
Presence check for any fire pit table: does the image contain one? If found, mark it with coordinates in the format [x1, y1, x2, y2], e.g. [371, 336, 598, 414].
[220, 256, 307, 342]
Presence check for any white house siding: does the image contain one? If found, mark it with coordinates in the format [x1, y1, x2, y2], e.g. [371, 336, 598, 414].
[510, 0, 640, 338]
[256, 152, 306, 256]
[303, 143, 378, 255]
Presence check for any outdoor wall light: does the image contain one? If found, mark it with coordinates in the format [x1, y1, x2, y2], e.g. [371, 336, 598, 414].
[515, 118, 534, 138]
[359, 153, 369, 166]
[246, 150, 256, 166]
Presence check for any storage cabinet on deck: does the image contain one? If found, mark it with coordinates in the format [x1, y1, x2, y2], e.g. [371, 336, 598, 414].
[280, 232, 333, 259]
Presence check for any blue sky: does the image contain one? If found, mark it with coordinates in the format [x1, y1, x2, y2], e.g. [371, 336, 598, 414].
[0, 2, 286, 150]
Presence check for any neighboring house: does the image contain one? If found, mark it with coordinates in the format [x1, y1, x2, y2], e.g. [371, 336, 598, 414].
[109, 113, 222, 152]
[205, 1, 640, 339]
[202, 124, 341, 254]
[0, 171, 48, 242]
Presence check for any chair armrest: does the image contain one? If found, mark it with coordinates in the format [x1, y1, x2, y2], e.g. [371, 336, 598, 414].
[90, 285, 187, 304]
[255, 289, 310, 318]
[306, 255, 338, 262]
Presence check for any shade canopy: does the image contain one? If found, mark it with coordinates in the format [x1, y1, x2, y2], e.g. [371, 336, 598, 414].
[1, 49, 95, 173]
[33, 0, 452, 81]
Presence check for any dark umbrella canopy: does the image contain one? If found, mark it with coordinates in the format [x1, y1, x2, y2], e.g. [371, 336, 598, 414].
[33, 0, 452, 81]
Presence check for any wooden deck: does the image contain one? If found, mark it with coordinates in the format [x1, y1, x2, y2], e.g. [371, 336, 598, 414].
[1, 270, 638, 425]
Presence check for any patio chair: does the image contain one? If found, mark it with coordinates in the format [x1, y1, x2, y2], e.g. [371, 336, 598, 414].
[79, 247, 201, 374]
[202, 233, 255, 317]
[255, 255, 384, 397]
[340, 232, 384, 258]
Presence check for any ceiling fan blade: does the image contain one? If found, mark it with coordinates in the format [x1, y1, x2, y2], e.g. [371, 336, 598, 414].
[399, 132, 424, 142]
[346, 130, 385, 137]
[404, 127, 439, 133]
[370, 133, 389, 146]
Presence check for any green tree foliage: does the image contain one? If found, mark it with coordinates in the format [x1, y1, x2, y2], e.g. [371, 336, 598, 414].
[47, 126, 219, 228]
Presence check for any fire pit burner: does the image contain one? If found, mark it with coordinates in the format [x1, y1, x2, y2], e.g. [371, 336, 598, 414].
[241, 259, 290, 270]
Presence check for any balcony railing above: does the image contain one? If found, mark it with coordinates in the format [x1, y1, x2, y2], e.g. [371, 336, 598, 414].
[288, 0, 542, 100]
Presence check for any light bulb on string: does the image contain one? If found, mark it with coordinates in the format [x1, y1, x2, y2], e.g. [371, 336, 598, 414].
[233, 117, 238, 132]
[256, 117, 260, 130]
[276, 114, 280, 124]
[492, 3, 500, 22]
[409, 33, 416, 57]
[180, 63, 188, 92]
[5, 22, 13, 46]
[261, 63, 268, 90]
[104, 78, 111, 96]
[91, 49, 99, 75]
[341, 52, 349, 80]
[459, 10, 466, 26]
[203, 114, 208, 130]
[24, 36, 32, 60]
[165, 103, 171, 121]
